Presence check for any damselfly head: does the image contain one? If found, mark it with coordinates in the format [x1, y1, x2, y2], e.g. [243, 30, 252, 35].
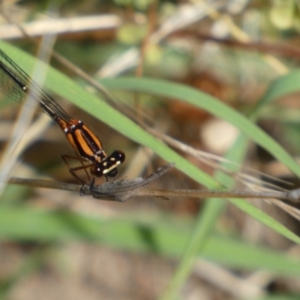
[90, 150, 125, 178]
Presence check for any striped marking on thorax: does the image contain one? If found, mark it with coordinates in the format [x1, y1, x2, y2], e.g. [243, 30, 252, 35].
[56, 117, 106, 162]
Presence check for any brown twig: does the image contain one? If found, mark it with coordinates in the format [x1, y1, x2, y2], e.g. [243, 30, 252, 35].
[7, 163, 300, 204]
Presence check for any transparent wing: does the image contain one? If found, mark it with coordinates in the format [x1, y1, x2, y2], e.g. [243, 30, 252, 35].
[0, 49, 71, 122]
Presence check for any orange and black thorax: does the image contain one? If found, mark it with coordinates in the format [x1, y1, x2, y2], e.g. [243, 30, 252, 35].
[55, 117, 107, 163]
[54, 116, 125, 178]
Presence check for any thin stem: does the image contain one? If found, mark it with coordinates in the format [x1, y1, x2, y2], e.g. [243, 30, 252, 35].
[7, 176, 300, 204]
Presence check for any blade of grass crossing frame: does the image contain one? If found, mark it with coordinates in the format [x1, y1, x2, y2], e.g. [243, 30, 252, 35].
[100, 77, 300, 179]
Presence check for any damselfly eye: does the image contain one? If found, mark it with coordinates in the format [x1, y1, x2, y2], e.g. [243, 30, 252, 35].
[90, 165, 104, 177]
[111, 150, 125, 163]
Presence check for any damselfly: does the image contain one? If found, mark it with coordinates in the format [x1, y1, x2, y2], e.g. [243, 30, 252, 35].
[0, 49, 125, 185]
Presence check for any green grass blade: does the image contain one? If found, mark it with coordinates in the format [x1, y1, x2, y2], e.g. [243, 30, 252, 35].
[0, 41, 219, 189]
[0, 207, 300, 276]
[100, 77, 300, 178]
